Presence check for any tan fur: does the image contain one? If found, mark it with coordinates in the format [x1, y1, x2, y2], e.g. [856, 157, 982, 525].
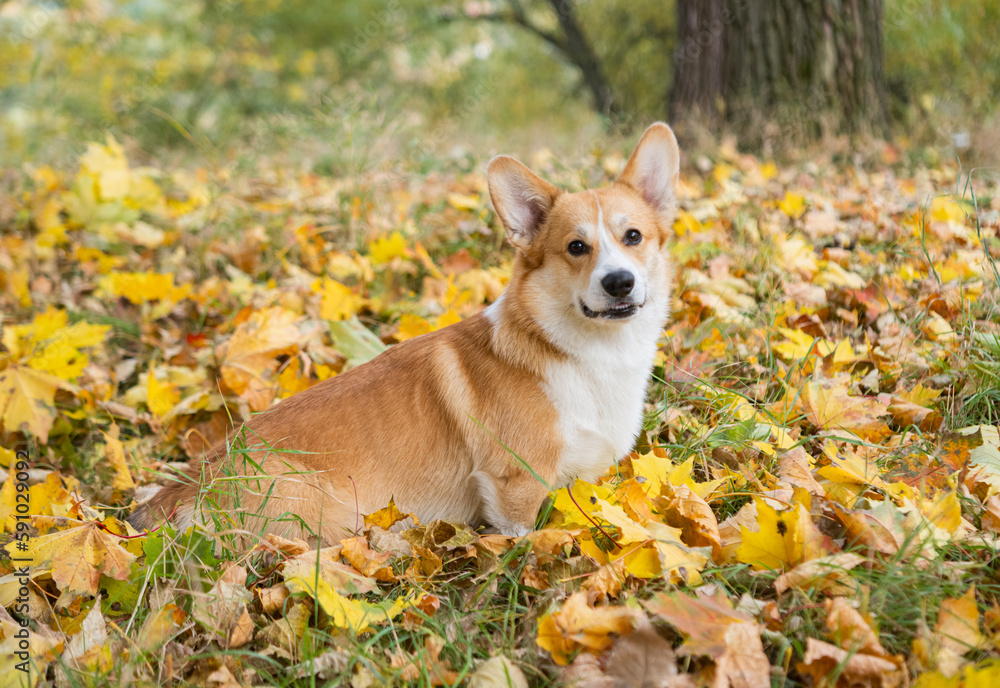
[130, 123, 681, 545]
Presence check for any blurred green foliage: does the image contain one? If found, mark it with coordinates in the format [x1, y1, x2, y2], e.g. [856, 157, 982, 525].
[1, 0, 998, 166]
[885, 0, 1000, 127]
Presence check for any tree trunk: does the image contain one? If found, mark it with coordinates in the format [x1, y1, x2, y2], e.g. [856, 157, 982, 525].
[547, 0, 622, 118]
[669, 0, 888, 142]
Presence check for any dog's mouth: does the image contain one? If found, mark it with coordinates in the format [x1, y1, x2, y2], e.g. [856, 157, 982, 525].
[580, 300, 641, 320]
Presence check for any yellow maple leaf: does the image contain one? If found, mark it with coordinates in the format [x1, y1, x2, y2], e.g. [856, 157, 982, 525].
[100, 271, 188, 305]
[0, 472, 78, 533]
[314, 277, 364, 321]
[779, 191, 807, 219]
[284, 575, 415, 634]
[63, 135, 162, 232]
[0, 618, 63, 688]
[923, 490, 963, 534]
[774, 327, 834, 360]
[3, 307, 109, 381]
[368, 231, 409, 265]
[550, 481, 615, 530]
[737, 498, 808, 571]
[631, 452, 675, 496]
[925, 586, 986, 676]
[364, 498, 412, 530]
[435, 309, 461, 329]
[0, 365, 70, 442]
[146, 370, 180, 418]
[277, 358, 313, 399]
[100, 423, 135, 492]
[446, 192, 480, 211]
[673, 210, 702, 236]
[396, 314, 434, 342]
[218, 307, 302, 411]
[642, 522, 708, 585]
[929, 197, 969, 225]
[5, 517, 136, 603]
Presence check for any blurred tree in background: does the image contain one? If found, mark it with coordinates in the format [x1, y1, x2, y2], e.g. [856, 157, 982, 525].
[669, 0, 888, 143]
[0, 0, 998, 165]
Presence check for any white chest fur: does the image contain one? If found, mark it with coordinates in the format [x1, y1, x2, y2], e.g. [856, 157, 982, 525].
[543, 315, 663, 487]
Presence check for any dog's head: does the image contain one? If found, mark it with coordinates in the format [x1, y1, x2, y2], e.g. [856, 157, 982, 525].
[488, 123, 679, 340]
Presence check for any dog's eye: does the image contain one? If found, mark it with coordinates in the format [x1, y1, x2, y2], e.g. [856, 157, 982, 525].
[567, 240, 588, 255]
[624, 229, 642, 245]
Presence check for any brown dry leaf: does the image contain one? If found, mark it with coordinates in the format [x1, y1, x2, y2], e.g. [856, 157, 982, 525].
[604, 618, 683, 688]
[982, 495, 1000, 534]
[401, 519, 478, 550]
[536, 591, 640, 666]
[887, 396, 943, 431]
[468, 656, 528, 688]
[654, 483, 722, 559]
[801, 375, 891, 441]
[824, 598, 891, 657]
[407, 543, 445, 578]
[644, 590, 770, 688]
[340, 536, 397, 582]
[192, 563, 252, 644]
[832, 503, 905, 556]
[256, 584, 291, 614]
[798, 637, 905, 688]
[774, 553, 866, 596]
[255, 533, 311, 558]
[520, 564, 550, 591]
[257, 600, 311, 660]
[206, 665, 243, 688]
[777, 448, 826, 496]
[402, 593, 441, 628]
[229, 608, 254, 648]
[388, 634, 459, 685]
[527, 529, 576, 557]
[558, 654, 615, 688]
[581, 557, 628, 601]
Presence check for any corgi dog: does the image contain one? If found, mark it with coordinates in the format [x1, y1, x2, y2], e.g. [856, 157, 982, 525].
[129, 123, 680, 544]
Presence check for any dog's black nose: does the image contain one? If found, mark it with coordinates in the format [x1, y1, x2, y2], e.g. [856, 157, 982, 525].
[601, 270, 635, 297]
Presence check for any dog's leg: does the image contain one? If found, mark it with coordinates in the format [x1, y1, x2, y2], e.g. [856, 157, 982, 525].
[473, 470, 549, 537]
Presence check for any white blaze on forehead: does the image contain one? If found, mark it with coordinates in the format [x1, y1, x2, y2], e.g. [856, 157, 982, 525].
[591, 192, 631, 276]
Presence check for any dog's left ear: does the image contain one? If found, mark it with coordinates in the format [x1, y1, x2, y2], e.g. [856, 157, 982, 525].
[617, 122, 680, 223]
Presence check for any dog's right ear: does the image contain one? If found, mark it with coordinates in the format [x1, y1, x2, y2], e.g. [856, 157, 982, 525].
[487, 156, 561, 251]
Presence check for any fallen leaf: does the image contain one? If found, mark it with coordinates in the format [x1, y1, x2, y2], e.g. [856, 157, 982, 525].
[468, 656, 528, 688]
[798, 637, 905, 688]
[7, 517, 136, 605]
[536, 591, 639, 666]
[644, 591, 769, 688]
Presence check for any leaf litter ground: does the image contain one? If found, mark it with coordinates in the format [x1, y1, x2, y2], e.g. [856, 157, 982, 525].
[2, 136, 1000, 686]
